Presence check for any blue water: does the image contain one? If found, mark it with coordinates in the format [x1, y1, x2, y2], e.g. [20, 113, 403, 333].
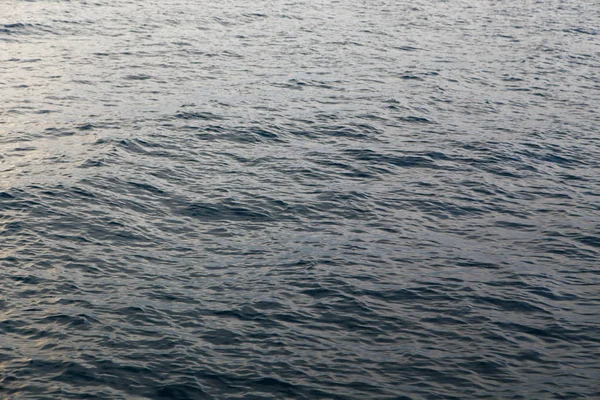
[1, 0, 599, 398]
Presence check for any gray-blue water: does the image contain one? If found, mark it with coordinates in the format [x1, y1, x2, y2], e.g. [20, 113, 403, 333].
[1, 0, 599, 398]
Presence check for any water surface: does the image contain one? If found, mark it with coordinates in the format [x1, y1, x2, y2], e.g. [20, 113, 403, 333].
[1, 0, 599, 398]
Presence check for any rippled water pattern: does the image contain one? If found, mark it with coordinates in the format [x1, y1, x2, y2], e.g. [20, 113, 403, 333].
[1, 0, 600, 398]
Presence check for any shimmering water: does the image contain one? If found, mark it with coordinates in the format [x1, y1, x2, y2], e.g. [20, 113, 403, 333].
[1, 0, 599, 398]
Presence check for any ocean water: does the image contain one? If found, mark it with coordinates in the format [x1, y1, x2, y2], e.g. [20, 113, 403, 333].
[1, 0, 599, 398]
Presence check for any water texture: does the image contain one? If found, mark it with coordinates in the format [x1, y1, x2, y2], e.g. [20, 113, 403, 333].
[1, 0, 599, 398]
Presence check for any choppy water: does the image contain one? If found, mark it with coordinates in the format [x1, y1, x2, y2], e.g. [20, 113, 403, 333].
[1, 0, 599, 398]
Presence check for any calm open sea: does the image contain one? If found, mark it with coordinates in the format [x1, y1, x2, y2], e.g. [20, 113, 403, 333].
[1, 0, 599, 398]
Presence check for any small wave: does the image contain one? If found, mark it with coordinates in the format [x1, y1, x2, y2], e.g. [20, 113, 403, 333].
[0, 22, 56, 39]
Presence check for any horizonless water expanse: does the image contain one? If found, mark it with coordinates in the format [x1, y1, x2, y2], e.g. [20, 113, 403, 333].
[1, 0, 599, 398]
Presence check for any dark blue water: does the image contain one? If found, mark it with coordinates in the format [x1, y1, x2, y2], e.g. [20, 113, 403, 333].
[1, 0, 599, 398]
